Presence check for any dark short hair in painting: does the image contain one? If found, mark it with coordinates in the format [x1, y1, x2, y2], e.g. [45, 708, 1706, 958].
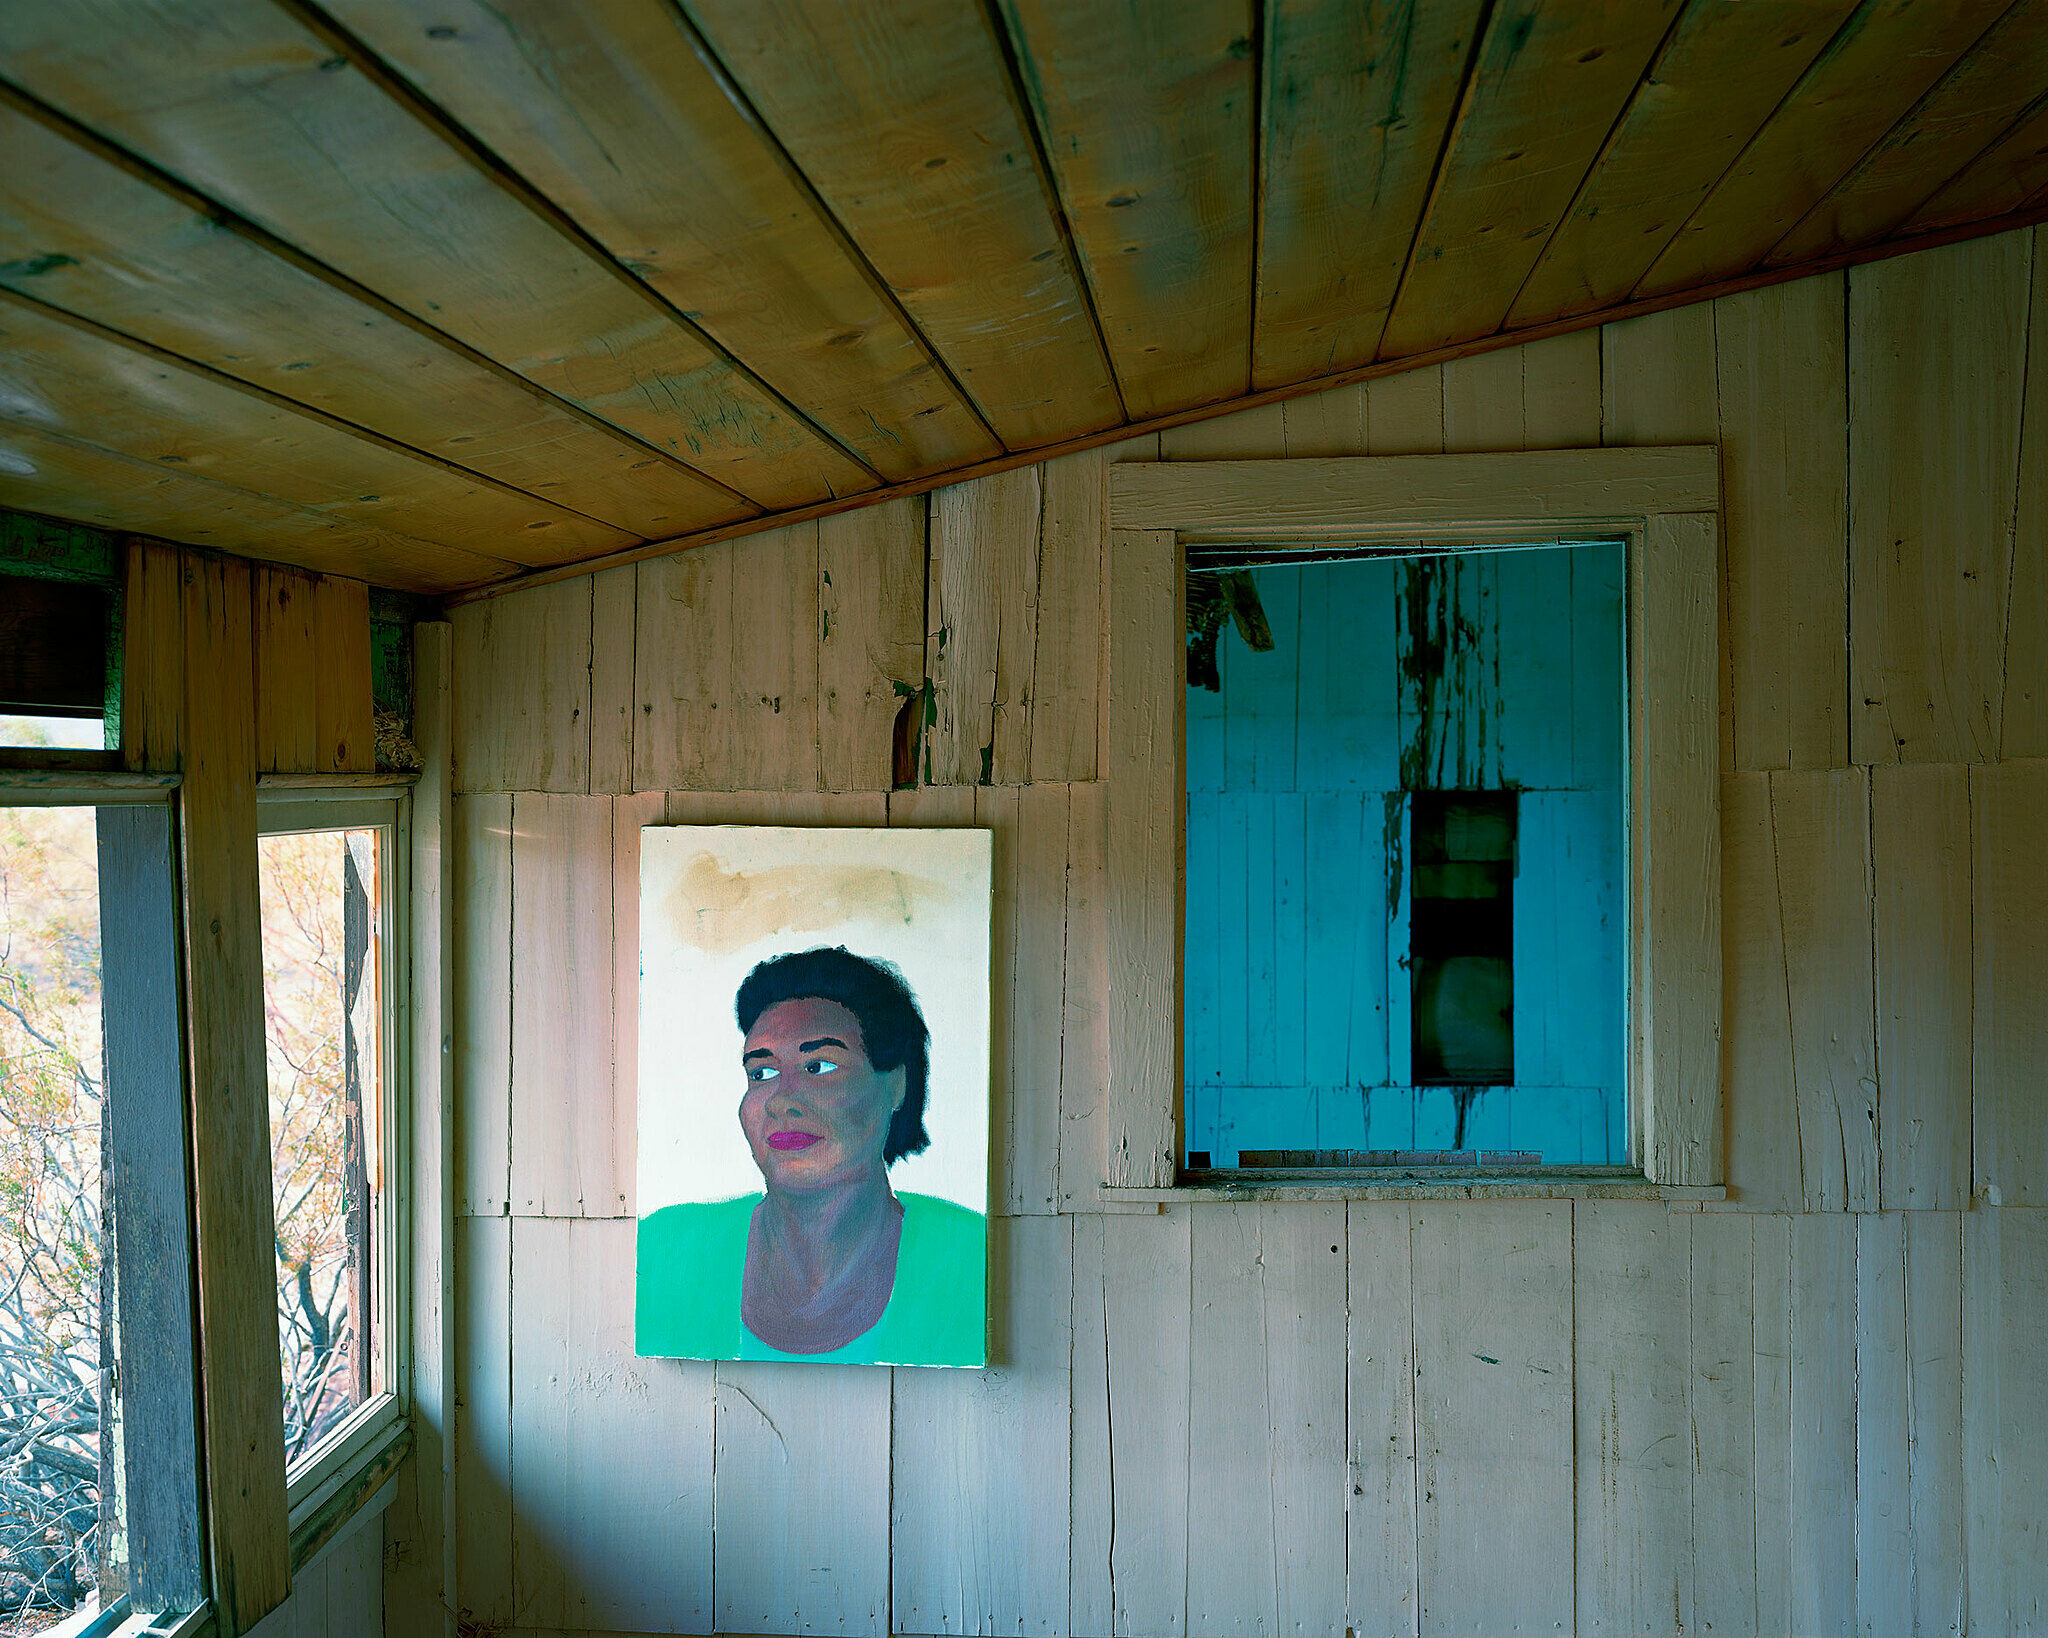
[735, 947, 932, 1164]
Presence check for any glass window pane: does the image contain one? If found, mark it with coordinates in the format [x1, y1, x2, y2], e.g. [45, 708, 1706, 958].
[0, 805, 122, 1628]
[0, 717, 103, 753]
[257, 829, 385, 1466]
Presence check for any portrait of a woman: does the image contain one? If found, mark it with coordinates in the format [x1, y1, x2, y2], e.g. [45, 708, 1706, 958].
[636, 946, 987, 1366]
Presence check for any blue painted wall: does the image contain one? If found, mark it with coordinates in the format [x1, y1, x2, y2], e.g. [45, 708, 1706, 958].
[1184, 543, 1627, 1165]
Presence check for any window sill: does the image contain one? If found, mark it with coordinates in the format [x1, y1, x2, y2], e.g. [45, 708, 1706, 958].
[287, 1402, 412, 1574]
[1105, 1166, 1726, 1204]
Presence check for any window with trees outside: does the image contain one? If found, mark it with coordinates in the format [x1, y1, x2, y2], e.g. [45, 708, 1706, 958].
[257, 802, 397, 1480]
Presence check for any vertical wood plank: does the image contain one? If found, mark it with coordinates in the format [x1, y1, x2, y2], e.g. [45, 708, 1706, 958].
[1722, 775, 1802, 1211]
[178, 551, 290, 1632]
[1904, 1211, 1967, 1637]
[1441, 348, 1524, 452]
[1032, 451, 1107, 783]
[610, 790, 664, 1220]
[1751, 1214, 1795, 1637]
[891, 1215, 1073, 1636]
[1854, 1212, 1910, 1631]
[510, 1218, 713, 1633]
[1279, 382, 1368, 458]
[1771, 768, 1879, 1212]
[1573, 1202, 1692, 1636]
[978, 782, 1024, 1214]
[508, 793, 616, 1216]
[587, 565, 635, 796]
[1518, 329, 1604, 448]
[928, 468, 1043, 785]
[728, 521, 822, 794]
[1689, 1213, 1758, 1636]
[634, 544, 732, 793]
[309, 572, 373, 773]
[818, 497, 927, 794]
[713, 1361, 893, 1636]
[386, 620, 455, 1638]
[1871, 764, 1972, 1210]
[1106, 528, 1182, 1187]
[251, 564, 318, 775]
[1346, 1202, 1418, 1638]
[1602, 304, 1719, 445]
[121, 538, 185, 774]
[1000, 784, 1067, 1214]
[1971, 761, 2048, 1206]
[1068, 1214, 1113, 1638]
[1103, 1207, 1192, 1638]
[453, 576, 593, 794]
[1639, 511, 1723, 1185]
[1362, 365, 1445, 454]
[453, 793, 512, 1218]
[1715, 275, 1850, 772]
[1411, 1202, 1574, 1638]
[453, 1214, 512, 1636]
[2006, 235, 2048, 760]
[1057, 782, 1113, 1212]
[1963, 1206, 2048, 1636]
[1789, 1213, 1857, 1638]
[1849, 234, 2029, 765]
[1185, 1205, 1347, 1638]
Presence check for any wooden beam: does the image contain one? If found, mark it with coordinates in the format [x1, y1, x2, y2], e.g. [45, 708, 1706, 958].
[1638, 0, 2011, 296]
[1380, 0, 1681, 353]
[308, 0, 988, 485]
[996, 0, 1256, 417]
[1109, 447, 1720, 532]
[176, 552, 293, 1634]
[0, 0, 842, 509]
[0, 88, 760, 539]
[441, 201, 2048, 602]
[1254, 0, 1483, 387]
[683, 0, 1123, 447]
[1509, 0, 1855, 325]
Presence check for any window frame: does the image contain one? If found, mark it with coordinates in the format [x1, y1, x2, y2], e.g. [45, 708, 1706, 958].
[1103, 447, 1724, 1197]
[253, 782, 413, 1507]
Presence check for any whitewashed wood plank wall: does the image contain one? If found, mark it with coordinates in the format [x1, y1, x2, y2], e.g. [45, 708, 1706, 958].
[416, 227, 2048, 1638]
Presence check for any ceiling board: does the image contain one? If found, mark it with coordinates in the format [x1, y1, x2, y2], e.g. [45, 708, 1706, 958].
[0, 92, 748, 541]
[1908, 97, 2048, 231]
[0, 0, 2042, 594]
[1253, 0, 1483, 388]
[0, 422, 513, 593]
[683, 0, 1123, 449]
[0, 289, 630, 565]
[320, 0, 996, 482]
[1509, 0, 1854, 326]
[1771, 0, 2048, 263]
[0, 0, 854, 509]
[1638, 0, 2010, 296]
[1379, 0, 1683, 354]
[997, 0, 1256, 418]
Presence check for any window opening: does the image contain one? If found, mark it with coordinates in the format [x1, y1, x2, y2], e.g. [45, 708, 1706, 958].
[1183, 540, 1627, 1171]
[0, 805, 121, 1629]
[258, 827, 387, 1468]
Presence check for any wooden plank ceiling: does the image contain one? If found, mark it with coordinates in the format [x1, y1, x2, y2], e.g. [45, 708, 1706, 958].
[2, 0, 2045, 595]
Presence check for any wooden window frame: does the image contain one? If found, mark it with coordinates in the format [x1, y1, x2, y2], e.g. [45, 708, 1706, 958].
[252, 782, 415, 1513]
[1103, 448, 1723, 1195]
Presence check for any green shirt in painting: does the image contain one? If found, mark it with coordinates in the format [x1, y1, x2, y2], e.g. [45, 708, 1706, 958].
[635, 1190, 987, 1367]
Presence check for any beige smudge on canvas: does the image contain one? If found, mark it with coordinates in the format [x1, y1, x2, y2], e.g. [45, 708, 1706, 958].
[663, 850, 935, 955]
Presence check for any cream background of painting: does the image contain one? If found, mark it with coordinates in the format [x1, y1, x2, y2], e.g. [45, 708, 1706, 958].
[637, 823, 993, 1217]
[436, 231, 2048, 1638]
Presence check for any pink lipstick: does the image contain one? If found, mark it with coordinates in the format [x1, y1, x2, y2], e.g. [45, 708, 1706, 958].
[767, 1131, 822, 1151]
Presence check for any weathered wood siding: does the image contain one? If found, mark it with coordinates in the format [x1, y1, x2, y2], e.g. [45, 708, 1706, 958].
[436, 228, 2048, 1637]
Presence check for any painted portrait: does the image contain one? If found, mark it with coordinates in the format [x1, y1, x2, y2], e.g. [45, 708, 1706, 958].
[635, 824, 991, 1367]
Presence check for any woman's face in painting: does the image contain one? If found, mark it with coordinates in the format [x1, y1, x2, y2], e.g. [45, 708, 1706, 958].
[739, 997, 906, 1195]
